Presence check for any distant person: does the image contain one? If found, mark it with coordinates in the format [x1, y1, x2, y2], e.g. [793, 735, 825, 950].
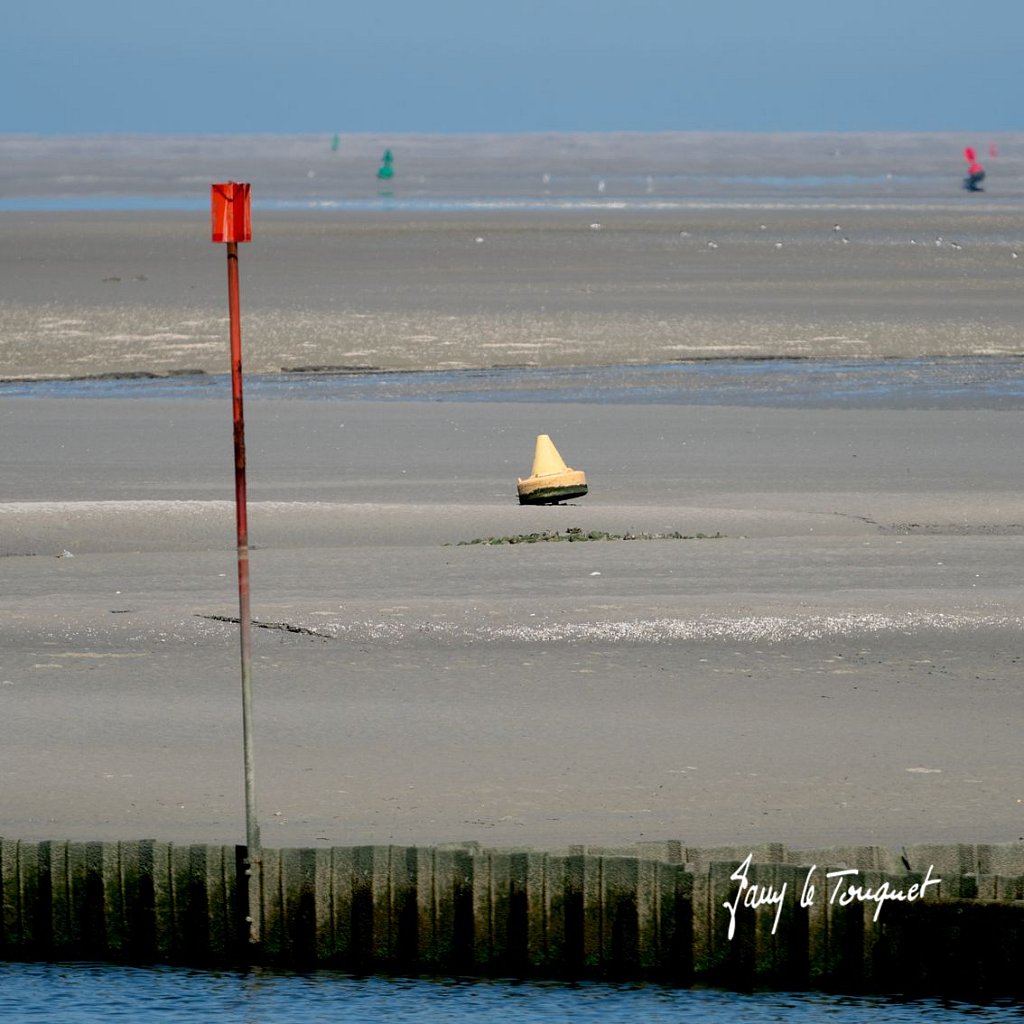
[963, 147, 985, 192]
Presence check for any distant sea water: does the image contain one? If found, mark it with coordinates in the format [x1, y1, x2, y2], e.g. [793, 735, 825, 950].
[3, 131, 1024, 210]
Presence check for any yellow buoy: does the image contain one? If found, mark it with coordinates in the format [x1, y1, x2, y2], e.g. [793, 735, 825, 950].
[516, 434, 588, 505]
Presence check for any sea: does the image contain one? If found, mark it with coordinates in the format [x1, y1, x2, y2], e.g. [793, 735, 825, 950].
[4, 130, 1024, 209]
[2, 133, 1023, 1016]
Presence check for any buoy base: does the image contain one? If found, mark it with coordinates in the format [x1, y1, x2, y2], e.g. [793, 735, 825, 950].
[517, 470, 589, 505]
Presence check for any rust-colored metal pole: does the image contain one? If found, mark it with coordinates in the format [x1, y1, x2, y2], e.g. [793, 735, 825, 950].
[226, 239, 261, 942]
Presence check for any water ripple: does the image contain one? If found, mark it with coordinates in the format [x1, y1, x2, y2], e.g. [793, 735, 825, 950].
[0, 963, 1020, 1023]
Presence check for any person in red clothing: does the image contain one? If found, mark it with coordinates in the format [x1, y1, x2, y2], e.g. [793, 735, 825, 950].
[963, 146, 986, 192]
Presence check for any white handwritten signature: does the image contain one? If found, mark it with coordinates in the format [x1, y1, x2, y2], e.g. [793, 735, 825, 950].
[722, 852, 941, 939]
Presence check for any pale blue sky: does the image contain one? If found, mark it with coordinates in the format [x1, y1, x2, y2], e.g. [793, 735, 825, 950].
[3, 0, 1020, 133]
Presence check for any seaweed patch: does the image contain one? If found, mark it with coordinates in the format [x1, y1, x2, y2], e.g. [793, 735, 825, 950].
[451, 526, 724, 546]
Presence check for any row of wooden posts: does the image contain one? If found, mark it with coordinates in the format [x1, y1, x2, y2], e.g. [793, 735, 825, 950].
[2, 838, 1023, 996]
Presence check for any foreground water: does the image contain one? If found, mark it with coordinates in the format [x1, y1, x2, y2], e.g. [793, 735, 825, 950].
[1, 963, 1021, 1024]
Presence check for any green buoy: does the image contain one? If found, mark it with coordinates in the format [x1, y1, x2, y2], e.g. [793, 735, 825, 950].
[377, 148, 394, 180]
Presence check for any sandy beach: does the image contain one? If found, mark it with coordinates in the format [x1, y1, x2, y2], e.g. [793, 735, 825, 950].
[2, 393, 1022, 851]
[1, 135, 1022, 853]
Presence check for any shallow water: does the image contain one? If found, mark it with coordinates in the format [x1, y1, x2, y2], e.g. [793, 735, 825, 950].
[4, 131, 1024, 208]
[2, 357, 1022, 410]
[0, 963, 1021, 1024]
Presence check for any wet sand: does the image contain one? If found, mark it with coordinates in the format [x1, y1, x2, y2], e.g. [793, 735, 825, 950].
[1, 395, 1022, 850]
[2, 205, 1024, 382]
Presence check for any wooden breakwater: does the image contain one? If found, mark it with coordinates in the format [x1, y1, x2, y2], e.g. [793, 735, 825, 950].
[2, 838, 1023, 996]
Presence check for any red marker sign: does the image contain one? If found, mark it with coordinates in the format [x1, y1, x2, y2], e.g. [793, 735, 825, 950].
[211, 181, 252, 243]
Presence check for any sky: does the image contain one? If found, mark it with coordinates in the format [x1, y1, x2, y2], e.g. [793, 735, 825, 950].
[3, 0, 1020, 134]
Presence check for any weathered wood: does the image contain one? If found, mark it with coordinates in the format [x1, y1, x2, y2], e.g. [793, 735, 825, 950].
[0, 837, 1021, 996]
